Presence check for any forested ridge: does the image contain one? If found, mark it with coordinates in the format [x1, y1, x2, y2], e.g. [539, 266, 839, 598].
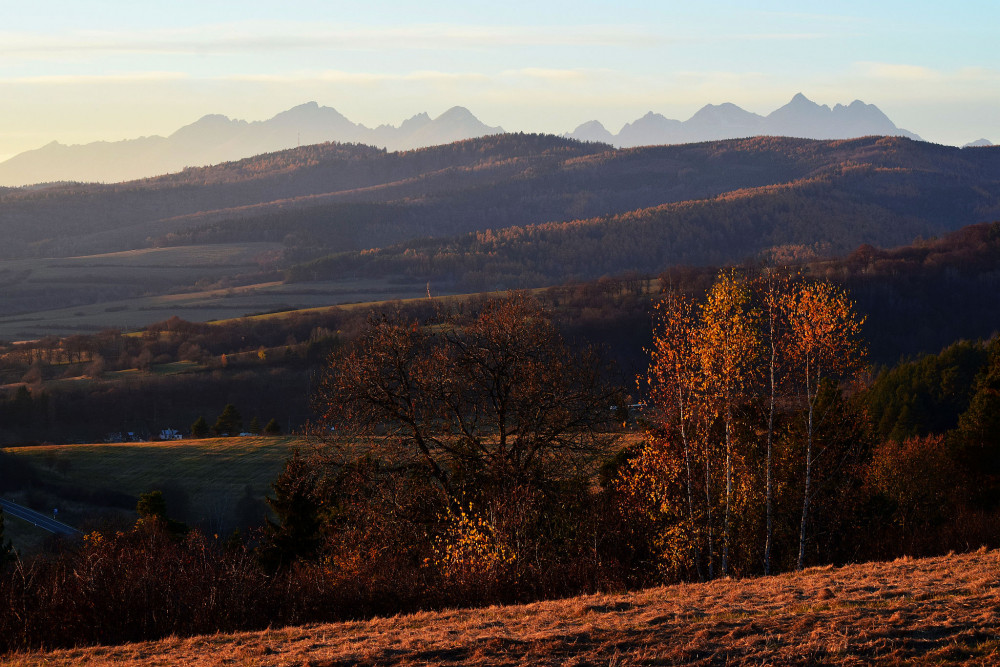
[286, 155, 1000, 289]
[1, 134, 997, 269]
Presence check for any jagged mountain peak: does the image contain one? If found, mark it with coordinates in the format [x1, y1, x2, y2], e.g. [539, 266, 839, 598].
[0, 96, 925, 186]
[398, 112, 432, 133]
[788, 92, 821, 107]
[769, 94, 831, 118]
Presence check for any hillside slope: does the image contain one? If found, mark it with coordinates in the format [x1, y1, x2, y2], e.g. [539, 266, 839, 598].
[12, 548, 1000, 666]
[3, 135, 997, 262]
[2, 134, 998, 327]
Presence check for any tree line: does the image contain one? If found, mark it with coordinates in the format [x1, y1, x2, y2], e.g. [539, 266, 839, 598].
[4, 282, 1000, 654]
[618, 271, 864, 578]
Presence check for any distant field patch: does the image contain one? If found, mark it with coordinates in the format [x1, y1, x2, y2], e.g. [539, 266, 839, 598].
[64, 243, 285, 268]
[3, 436, 307, 533]
[0, 276, 432, 341]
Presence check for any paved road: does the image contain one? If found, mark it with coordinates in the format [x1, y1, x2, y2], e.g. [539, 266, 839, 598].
[0, 498, 83, 536]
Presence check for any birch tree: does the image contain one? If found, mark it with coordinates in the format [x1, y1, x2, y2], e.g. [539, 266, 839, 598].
[697, 271, 759, 577]
[783, 280, 865, 570]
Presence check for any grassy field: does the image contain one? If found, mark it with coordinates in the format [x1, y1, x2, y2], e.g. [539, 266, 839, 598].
[6, 548, 1000, 665]
[0, 240, 443, 340]
[2, 436, 306, 547]
[0, 276, 436, 341]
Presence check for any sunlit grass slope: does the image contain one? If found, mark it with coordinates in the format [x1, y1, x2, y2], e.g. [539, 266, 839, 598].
[8, 548, 1000, 665]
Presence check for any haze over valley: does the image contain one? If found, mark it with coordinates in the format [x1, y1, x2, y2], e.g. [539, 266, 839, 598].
[0, 94, 927, 186]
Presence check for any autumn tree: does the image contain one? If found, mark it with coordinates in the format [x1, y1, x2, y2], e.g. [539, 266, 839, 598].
[630, 271, 866, 579]
[630, 290, 711, 578]
[315, 293, 622, 495]
[755, 271, 794, 576]
[783, 280, 865, 570]
[697, 270, 758, 576]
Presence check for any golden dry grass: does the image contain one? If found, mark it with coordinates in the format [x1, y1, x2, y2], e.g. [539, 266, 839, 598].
[9, 548, 1000, 665]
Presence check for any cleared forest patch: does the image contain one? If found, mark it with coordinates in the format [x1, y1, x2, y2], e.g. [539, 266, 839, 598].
[8, 548, 1000, 665]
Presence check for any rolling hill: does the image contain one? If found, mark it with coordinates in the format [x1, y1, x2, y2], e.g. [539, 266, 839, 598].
[0, 133, 998, 332]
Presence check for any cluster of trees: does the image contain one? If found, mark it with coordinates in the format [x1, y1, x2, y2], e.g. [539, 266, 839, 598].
[618, 272, 864, 578]
[5, 285, 1000, 655]
[0, 311, 354, 444]
[263, 294, 627, 588]
[0, 294, 632, 653]
[859, 336, 1000, 550]
[0, 310, 352, 381]
[189, 404, 280, 438]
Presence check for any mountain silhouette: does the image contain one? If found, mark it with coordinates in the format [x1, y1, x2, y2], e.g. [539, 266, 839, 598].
[0, 104, 503, 186]
[567, 93, 920, 147]
[0, 94, 920, 186]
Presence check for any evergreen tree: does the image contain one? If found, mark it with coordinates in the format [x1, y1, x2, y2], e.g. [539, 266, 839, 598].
[213, 404, 243, 436]
[953, 342, 1000, 506]
[0, 508, 15, 566]
[190, 415, 210, 438]
[136, 490, 189, 536]
[136, 490, 168, 520]
[249, 416, 261, 435]
[263, 418, 281, 435]
[261, 450, 324, 571]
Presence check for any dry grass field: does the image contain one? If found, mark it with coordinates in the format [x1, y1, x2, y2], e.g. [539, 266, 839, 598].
[6, 548, 1000, 665]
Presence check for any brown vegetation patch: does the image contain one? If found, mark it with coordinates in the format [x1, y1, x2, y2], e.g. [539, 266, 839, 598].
[10, 548, 1000, 666]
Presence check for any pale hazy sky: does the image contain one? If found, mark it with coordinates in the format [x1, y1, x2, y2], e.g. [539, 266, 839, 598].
[0, 0, 996, 161]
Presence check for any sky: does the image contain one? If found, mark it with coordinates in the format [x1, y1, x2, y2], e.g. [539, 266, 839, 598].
[0, 0, 996, 161]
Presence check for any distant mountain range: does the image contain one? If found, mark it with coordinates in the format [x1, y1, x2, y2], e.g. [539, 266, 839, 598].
[0, 104, 503, 187]
[0, 93, 945, 187]
[566, 93, 922, 147]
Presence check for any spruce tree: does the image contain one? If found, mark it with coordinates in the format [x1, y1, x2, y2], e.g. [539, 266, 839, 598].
[213, 404, 243, 436]
[0, 509, 16, 566]
[261, 450, 323, 571]
[190, 415, 210, 438]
